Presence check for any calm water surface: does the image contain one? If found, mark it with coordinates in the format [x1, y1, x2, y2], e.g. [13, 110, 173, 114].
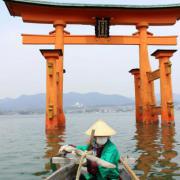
[0, 111, 180, 180]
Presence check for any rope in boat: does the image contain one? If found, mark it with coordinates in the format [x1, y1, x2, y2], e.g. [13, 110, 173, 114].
[76, 130, 95, 180]
[75, 150, 89, 180]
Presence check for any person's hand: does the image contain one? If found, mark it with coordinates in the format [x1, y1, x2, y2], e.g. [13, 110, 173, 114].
[58, 145, 75, 154]
[58, 145, 67, 154]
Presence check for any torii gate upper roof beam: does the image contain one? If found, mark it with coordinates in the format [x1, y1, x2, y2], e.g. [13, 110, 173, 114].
[4, 0, 180, 25]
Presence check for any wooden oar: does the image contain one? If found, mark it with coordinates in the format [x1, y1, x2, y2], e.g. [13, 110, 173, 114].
[87, 129, 95, 150]
[76, 129, 95, 180]
[120, 157, 139, 180]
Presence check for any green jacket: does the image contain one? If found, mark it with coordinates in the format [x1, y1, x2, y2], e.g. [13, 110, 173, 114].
[77, 139, 120, 180]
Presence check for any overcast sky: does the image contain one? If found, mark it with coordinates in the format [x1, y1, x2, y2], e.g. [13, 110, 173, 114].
[0, 0, 180, 99]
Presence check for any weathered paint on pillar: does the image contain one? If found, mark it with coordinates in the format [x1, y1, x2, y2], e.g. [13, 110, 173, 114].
[136, 22, 158, 123]
[40, 49, 64, 130]
[53, 20, 66, 126]
[152, 49, 176, 126]
[129, 68, 142, 122]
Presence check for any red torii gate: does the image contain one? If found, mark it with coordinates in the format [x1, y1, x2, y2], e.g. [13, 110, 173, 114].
[4, 0, 180, 129]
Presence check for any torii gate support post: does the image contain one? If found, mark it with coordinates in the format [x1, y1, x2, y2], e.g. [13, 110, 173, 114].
[41, 49, 65, 130]
[53, 20, 66, 126]
[129, 69, 142, 122]
[152, 50, 176, 126]
[136, 22, 158, 124]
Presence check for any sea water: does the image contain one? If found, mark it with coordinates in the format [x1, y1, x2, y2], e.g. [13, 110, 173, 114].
[0, 111, 179, 180]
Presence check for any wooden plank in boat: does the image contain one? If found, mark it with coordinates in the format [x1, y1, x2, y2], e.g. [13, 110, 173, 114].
[52, 157, 75, 165]
[46, 163, 78, 180]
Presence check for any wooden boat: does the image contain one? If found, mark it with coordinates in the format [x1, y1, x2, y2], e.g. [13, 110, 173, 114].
[46, 146, 139, 180]
[46, 156, 132, 180]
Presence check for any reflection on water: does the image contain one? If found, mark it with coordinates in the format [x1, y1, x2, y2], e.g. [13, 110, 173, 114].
[159, 127, 178, 177]
[134, 124, 179, 179]
[44, 128, 65, 172]
[134, 124, 161, 179]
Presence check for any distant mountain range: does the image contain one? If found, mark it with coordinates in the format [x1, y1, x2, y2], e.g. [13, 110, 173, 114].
[0, 92, 180, 113]
[64, 92, 133, 107]
[0, 92, 133, 113]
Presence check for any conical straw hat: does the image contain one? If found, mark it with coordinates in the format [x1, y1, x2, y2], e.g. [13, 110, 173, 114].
[85, 119, 116, 136]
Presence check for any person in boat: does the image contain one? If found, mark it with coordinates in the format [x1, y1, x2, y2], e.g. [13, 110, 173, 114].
[59, 119, 120, 180]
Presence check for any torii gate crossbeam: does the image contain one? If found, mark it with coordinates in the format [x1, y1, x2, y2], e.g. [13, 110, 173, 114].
[22, 34, 177, 45]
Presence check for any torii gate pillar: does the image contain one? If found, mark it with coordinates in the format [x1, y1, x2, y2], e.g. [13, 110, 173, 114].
[136, 22, 158, 123]
[129, 69, 142, 122]
[152, 50, 176, 126]
[41, 49, 65, 130]
[54, 20, 66, 128]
